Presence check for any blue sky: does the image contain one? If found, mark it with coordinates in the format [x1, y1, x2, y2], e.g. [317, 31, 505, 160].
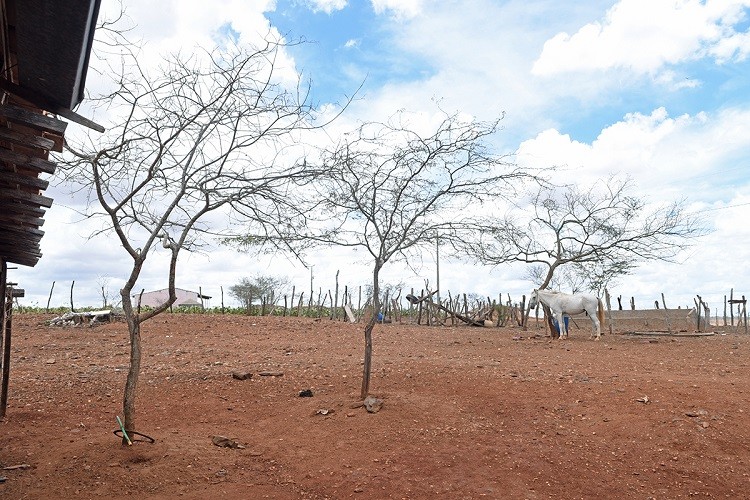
[11, 0, 750, 312]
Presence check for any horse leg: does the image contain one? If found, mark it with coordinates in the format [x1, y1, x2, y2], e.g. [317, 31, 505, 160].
[557, 313, 567, 339]
[590, 313, 601, 340]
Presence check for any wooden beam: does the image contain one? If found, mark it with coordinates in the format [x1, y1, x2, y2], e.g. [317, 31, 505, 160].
[0, 126, 55, 151]
[0, 212, 44, 226]
[0, 170, 49, 190]
[0, 223, 44, 238]
[0, 202, 46, 217]
[3, 188, 53, 208]
[0, 147, 57, 174]
[0, 79, 104, 133]
[1, 251, 41, 267]
[0, 103, 67, 136]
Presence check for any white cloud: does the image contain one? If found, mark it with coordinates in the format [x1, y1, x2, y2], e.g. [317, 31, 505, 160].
[517, 106, 750, 200]
[532, 0, 750, 76]
[306, 0, 347, 14]
[371, 0, 422, 20]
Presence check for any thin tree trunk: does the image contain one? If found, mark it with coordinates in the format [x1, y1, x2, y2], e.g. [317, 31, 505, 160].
[123, 318, 141, 439]
[120, 286, 143, 443]
[361, 262, 381, 399]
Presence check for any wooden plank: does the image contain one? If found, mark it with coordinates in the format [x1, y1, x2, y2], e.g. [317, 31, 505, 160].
[0, 126, 55, 150]
[2, 251, 41, 267]
[344, 304, 357, 323]
[0, 238, 41, 253]
[0, 234, 41, 249]
[0, 201, 45, 217]
[4, 188, 53, 208]
[0, 223, 44, 238]
[0, 212, 44, 226]
[0, 104, 67, 136]
[0, 170, 49, 190]
[0, 148, 57, 174]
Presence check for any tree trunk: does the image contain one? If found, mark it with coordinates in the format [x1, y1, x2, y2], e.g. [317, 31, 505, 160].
[120, 286, 144, 444]
[122, 318, 141, 440]
[361, 262, 381, 399]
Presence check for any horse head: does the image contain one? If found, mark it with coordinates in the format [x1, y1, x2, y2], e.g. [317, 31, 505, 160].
[528, 289, 539, 309]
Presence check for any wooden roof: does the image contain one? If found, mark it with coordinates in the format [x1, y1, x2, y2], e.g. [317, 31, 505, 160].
[0, 0, 101, 267]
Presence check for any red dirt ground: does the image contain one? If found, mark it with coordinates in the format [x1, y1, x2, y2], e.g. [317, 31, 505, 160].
[1, 313, 749, 499]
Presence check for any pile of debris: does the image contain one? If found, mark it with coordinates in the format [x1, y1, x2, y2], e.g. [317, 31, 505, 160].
[46, 309, 122, 327]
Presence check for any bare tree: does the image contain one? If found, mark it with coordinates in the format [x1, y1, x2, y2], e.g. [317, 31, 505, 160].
[309, 110, 534, 398]
[473, 176, 706, 294]
[58, 32, 336, 436]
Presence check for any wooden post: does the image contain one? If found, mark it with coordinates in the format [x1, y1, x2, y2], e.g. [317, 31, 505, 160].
[605, 288, 613, 335]
[46, 280, 55, 312]
[723, 295, 727, 327]
[703, 299, 711, 330]
[409, 287, 415, 324]
[221, 286, 225, 314]
[662, 299, 673, 334]
[316, 288, 324, 318]
[694, 296, 702, 332]
[0, 260, 10, 418]
[417, 289, 424, 325]
[70, 280, 76, 312]
[333, 271, 339, 321]
[309, 267, 314, 310]
[743, 296, 748, 335]
[730, 288, 735, 326]
[496, 294, 502, 327]
[661, 293, 668, 309]
[630, 296, 635, 310]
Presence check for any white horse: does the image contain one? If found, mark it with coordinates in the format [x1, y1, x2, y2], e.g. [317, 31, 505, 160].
[528, 289, 605, 340]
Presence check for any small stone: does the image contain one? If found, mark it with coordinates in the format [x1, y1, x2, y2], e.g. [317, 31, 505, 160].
[299, 389, 313, 397]
[363, 396, 383, 413]
[685, 409, 708, 417]
[211, 435, 245, 449]
[231, 371, 252, 381]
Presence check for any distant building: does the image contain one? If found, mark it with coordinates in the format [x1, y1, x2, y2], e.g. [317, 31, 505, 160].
[132, 288, 211, 309]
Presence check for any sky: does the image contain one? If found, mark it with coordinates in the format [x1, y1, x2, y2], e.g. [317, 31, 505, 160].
[10, 0, 750, 314]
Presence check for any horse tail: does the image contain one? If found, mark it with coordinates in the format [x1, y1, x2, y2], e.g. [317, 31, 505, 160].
[597, 298, 605, 328]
